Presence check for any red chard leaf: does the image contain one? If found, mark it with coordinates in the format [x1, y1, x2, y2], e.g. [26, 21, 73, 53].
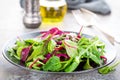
[21, 45, 32, 62]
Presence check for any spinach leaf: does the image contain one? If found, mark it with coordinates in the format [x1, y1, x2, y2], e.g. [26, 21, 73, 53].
[64, 56, 80, 72]
[43, 56, 62, 72]
[60, 58, 73, 70]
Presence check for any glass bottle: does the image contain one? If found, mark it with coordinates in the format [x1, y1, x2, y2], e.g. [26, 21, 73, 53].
[39, 0, 67, 24]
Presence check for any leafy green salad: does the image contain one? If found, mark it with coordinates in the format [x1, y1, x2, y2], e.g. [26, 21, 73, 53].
[8, 27, 106, 72]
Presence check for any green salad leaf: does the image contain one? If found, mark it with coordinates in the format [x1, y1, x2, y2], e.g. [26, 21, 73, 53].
[43, 56, 62, 71]
[64, 40, 78, 58]
[64, 56, 81, 72]
[98, 61, 120, 74]
[47, 39, 56, 53]
[27, 45, 43, 61]
[83, 58, 93, 70]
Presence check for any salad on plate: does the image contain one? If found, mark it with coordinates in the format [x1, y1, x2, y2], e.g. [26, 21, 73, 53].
[7, 27, 106, 72]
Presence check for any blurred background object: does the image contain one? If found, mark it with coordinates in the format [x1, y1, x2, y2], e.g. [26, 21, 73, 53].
[39, 0, 67, 24]
[20, 0, 111, 15]
[20, 0, 67, 25]
[66, 0, 111, 15]
[23, 0, 41, 28]
[20, 0, 111, 28]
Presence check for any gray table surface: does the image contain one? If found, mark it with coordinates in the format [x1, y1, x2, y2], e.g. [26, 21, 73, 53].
[0, 0, 120, 80]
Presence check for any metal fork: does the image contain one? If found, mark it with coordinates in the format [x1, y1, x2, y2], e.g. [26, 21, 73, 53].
[72, 8, 97, 27]
[72, 8, 119, 45]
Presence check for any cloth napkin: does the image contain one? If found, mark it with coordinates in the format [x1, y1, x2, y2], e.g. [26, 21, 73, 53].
[66, 0, 111, 15]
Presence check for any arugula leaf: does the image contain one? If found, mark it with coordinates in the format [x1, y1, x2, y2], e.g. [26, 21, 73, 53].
[42, 56, 62, 72]
[89, 52, 101, 65]
[98, 61, 120, 74]
[90, 46, 101, 60]
[78, 37, 104, 65]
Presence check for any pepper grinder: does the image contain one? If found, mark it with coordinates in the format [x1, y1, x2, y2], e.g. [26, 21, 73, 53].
[23, 0, 41, 28]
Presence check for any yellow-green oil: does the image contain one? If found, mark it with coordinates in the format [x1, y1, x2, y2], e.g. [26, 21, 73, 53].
[40, 0, 67, 24]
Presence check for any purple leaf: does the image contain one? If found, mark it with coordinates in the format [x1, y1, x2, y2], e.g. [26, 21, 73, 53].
[56, 41, 62, 45]
[43, 53, 52, 63]
[45, 53, 52, 59]
[49, 27, 63, 35]
[77, 26, 83, 38]
[56, 53, 70, 61]
[100, 56, 107, 64]
[41, 27, 63, 39]
[21, 46, 32, 62]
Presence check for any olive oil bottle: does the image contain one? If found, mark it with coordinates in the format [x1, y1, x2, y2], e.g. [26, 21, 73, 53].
[40, 0, 67, 24]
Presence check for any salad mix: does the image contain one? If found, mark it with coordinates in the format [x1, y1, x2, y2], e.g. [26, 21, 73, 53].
[8, 27, 106, 72]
